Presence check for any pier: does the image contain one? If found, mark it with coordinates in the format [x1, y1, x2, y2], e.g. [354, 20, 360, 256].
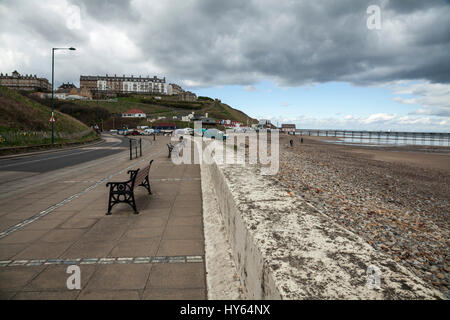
[296, 130, 450, 146]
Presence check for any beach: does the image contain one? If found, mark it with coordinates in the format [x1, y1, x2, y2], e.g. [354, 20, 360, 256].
[276, 135, 450, 297]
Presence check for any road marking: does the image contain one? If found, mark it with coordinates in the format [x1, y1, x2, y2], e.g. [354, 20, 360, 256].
[0, 147, 164, 240]
[80, 147, 126, 150]
[0, 255, 204, 267]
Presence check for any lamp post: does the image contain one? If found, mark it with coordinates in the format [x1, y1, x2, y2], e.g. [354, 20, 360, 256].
[51, 47, 76, 144]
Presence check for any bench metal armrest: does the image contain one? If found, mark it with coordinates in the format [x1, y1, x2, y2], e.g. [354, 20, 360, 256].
[106, 180, 134, 194]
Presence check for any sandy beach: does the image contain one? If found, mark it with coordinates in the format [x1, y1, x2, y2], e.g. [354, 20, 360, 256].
[276, 135, 450, 297]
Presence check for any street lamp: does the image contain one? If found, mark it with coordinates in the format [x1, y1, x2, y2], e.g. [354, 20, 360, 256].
[51, 47, 76, 144]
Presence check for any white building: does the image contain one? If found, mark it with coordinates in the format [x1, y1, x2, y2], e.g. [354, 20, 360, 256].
[182, 112, 195, 122]
[80, 74, 166, 95]
[121, 109, 147, 118]
[259, 119, 271, 126]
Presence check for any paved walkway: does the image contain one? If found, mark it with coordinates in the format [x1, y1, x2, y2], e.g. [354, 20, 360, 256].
[0, 136, 206, 300]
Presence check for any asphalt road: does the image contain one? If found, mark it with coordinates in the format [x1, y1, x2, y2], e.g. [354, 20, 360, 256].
[0, 134, 130, 173]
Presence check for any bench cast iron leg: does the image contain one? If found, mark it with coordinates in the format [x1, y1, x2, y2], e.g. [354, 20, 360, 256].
[140, 176, 152, 195]
[106, 189, 113, 215]
[130, 194, 139, 214]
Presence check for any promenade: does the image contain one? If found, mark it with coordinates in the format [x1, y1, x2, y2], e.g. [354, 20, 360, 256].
[0, 135, 206, 299]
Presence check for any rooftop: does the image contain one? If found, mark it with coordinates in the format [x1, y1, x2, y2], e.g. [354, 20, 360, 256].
[123, 109, 145, 114]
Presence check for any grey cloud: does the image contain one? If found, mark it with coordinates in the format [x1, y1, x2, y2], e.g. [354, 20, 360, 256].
[0, 0, 85, 45]
[68, 0, 139, 22]
[385, 0, 449, 14]
[1, 0, 449, 90]
[130, 0, 450, 87]
[410, 108, 450, 117]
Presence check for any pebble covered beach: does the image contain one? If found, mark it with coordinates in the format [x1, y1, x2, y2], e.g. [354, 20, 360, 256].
[275, 135, 450, 298]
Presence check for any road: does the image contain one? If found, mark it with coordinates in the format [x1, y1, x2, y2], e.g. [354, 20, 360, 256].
[0, 134, 129, 173]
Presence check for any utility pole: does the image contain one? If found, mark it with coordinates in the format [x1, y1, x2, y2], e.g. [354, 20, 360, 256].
[51, 47, 76, 144]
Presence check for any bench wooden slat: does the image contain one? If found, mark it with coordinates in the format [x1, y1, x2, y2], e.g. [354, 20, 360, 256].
[135, 164, 150, 185]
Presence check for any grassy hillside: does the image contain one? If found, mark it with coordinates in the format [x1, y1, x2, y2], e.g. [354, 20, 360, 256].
[0, 86, 95, 147]
[70, 94, 257, 126]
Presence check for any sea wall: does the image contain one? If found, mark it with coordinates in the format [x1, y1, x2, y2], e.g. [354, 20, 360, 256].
[203, 141, 444, 299]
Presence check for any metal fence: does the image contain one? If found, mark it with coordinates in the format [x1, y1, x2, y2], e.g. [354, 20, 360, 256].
[129, 138, 143, 160]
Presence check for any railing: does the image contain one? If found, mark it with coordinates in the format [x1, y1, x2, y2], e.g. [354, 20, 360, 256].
[129, 138, 143, 160]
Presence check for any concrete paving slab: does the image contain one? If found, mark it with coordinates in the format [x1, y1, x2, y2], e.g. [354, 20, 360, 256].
[163, 226, 204, 240]
[23, 265, 96, 292]
[167, 216, 203, 227]
[122, 227, 163, 240]
[143, 288, 205, 300]
[61, 240, 115, 259]
[108, 239, 159, 257]
[39, 229, 88, 243]
[12, 291, 80, 300]
[0, 243, 28, 260]
[77, 289, 140, 300]
[20, 219, 65, 231]
[13, 241, 73, 260]
[171, 207, 202, 217]
[157, 240, 205, 256]
[0, 266, 46, 292]
[0, 230, 48, 244]
[147, 263, 206, 289]
[86, 264, 152, 290]
[130, 216, 167, 228]
[59, 217, 99, 229]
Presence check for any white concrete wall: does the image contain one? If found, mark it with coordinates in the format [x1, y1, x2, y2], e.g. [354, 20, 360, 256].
[203, 140, 444, 300]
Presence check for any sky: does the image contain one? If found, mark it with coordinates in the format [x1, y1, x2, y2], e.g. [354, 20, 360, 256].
[0, 0, 449, 131]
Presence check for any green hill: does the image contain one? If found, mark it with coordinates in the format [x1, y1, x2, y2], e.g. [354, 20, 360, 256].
[70, 94, 257, 127]
[0, 86, 95, 147]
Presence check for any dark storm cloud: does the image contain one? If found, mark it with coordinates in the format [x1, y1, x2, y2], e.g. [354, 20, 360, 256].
[128, 0, 450, 87]
[1, 0, 449, 88]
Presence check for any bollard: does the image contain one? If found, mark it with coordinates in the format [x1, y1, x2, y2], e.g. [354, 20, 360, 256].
[140, 138, 142, 157]
[153, 133, 156, 141]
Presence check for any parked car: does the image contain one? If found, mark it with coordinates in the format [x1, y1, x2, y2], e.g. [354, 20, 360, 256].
[126, 129, 140, 136]
[141, 128, 155, 135]
[174, 128, 193, 136]
[109, 129, 118, 134]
